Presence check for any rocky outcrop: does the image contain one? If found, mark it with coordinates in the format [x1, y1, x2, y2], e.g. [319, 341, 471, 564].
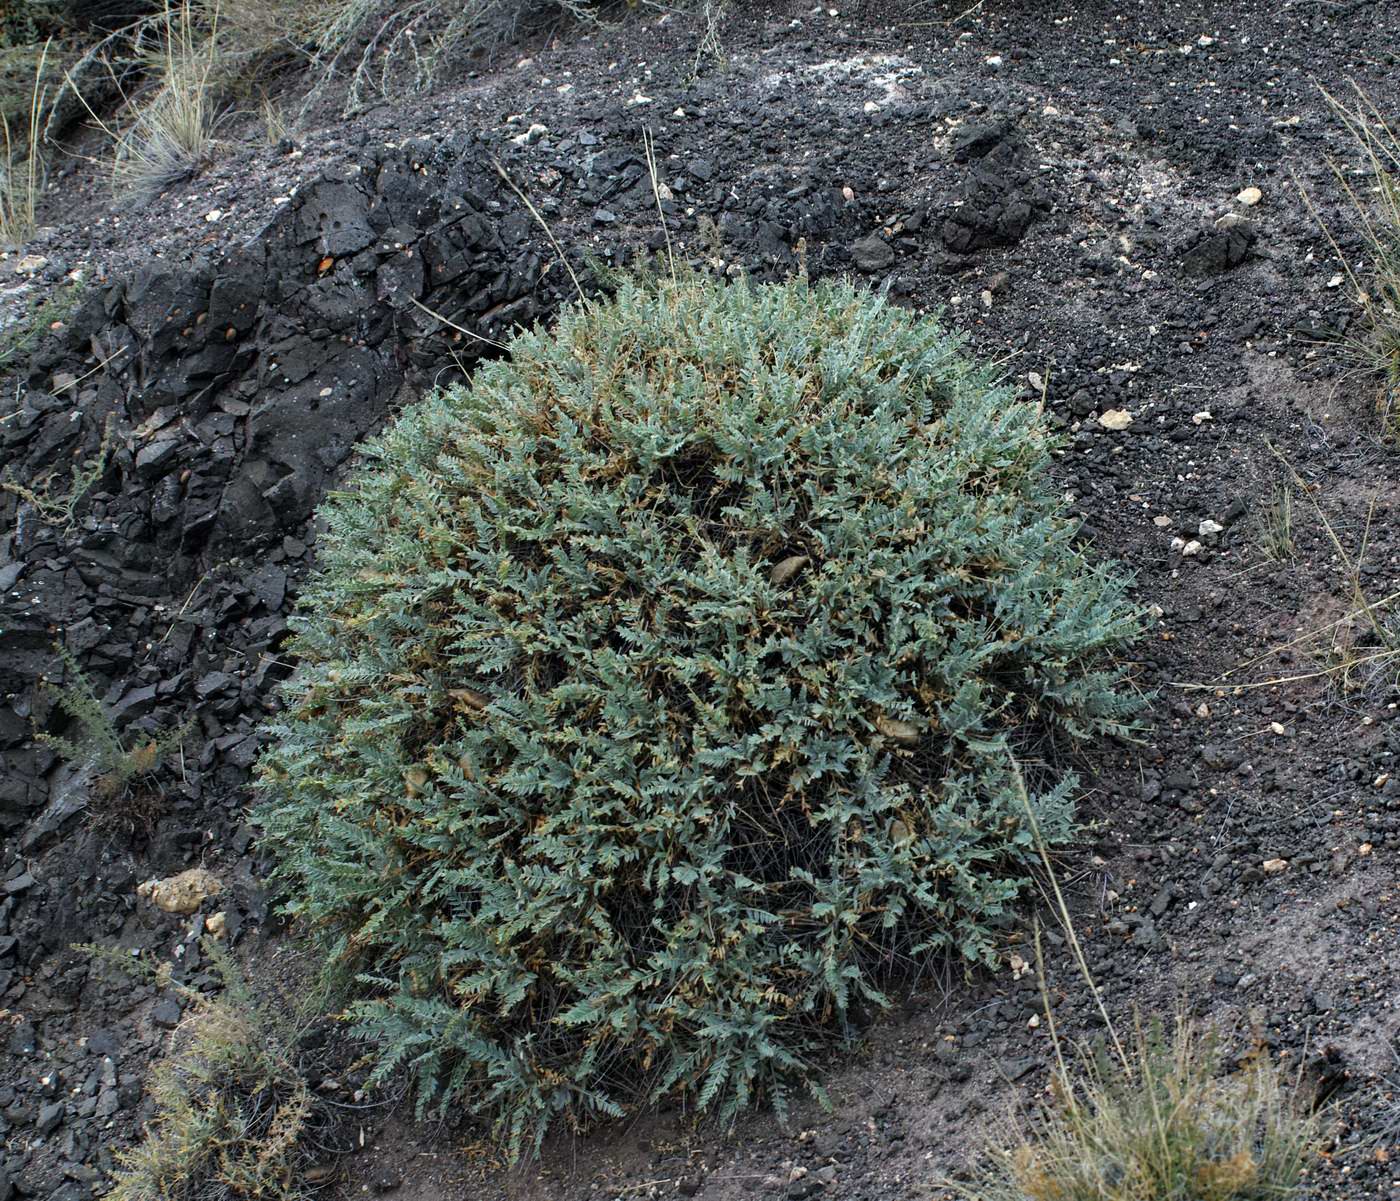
[0, 137, 557, 836]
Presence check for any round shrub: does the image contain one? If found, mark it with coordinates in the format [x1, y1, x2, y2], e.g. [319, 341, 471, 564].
[256, 273, 1141, 1157]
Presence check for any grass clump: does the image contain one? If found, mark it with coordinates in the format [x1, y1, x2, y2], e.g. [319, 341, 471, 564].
[256, 271, 1142, 1159]
[68, 0, 227, 198]
[87, 939, 314, 1201]
[950, 1018, 1319, 1201]
[1253, 484, 1295, 564]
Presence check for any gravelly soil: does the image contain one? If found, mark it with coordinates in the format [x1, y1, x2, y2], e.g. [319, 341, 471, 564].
[2, 1, 1399, 1199]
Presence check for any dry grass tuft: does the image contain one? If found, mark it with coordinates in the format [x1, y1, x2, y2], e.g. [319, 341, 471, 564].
[78, 1, 228, 198]
[947, 769, 1321, 1201]
[0, 39, 52, 246]
[948, 1019, 1319, 1201]
[86, 938, 316, 1201]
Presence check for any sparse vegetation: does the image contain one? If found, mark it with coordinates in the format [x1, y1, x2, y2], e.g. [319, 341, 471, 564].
[948, 1018, 1320, 1201]
[37, 643, 191, 809]
[1315, 85, 1400, 435]
[257, 271, 1142, 1158]
[85, 938, 315, 1201]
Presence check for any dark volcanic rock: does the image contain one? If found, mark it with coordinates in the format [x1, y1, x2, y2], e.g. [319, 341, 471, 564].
[938, 120, 1048, 254]
[1180, 214, 1257, 275]
[0, 137, 575, 835]
[851, 233, 896, 271]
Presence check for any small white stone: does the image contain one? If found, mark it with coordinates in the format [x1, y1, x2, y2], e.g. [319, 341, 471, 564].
[863, 100, 881, 114]
[1098, 408, 1133, 431]
[1198, 519, 1224, 536]
[1192, 410, 1213, 425]
[1270, 721, 1287, 735]
[1262, 858, 1289, 874]
[204, 209, 223, 223]
[1181, 539, 1203, 557]
[1153, 515, 1172, 528]
[985, 54, 1004, 68]
[1327, 273, 1344, 288]
[1195, 702, 1211, 718]
[1237, 186, 1262, 206]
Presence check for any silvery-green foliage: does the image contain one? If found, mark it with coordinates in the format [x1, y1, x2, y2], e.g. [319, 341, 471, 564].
[256, 273, 1141, 1159]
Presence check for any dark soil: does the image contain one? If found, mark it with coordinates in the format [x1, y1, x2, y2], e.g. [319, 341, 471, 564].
[2, 0, 1399, 1199]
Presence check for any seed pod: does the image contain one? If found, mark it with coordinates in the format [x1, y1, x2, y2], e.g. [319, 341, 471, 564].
[449, 688, 491, 711]
[769, 555, 810, 586]
[404, 768, 429, 796]
[875, 715, 920, 744]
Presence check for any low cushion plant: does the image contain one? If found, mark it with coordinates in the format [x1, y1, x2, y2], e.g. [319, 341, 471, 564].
[255, 271, 1141, 1158]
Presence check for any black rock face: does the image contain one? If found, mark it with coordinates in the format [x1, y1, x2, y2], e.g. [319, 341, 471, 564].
[0, 137, 564, 839]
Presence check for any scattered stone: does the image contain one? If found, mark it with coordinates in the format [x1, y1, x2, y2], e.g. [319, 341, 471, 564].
[510, 122, 548, 147]
[1098, 408, 1133, 430]
[1262, 858, 1289, 874]
[1236, 186, 1262, 206]
[4, 872, 35, 895]
[35, 1101, 63, 1136]
[1181, 213, 1256, 274]
[850, 233, 895, 271]
[137, 868, 223, 915]
[152, 997, 182, 1030]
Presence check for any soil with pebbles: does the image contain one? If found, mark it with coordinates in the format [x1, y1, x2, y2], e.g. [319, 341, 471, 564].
[2, 0, 1399, 1198]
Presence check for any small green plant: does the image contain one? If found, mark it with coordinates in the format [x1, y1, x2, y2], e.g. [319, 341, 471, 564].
[944, 767, 1320, 1201]
[257, 271, 1142, 1158]
[1312, 85, 1400, 434]
[948, 1018, 1320, 1201]
[84, 938, 314, 1201]
[112, 0, 226, 196]
[38, 644, 191, 805]
[2, 407, 113, 529]
[1254, 485, 1296, 563]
